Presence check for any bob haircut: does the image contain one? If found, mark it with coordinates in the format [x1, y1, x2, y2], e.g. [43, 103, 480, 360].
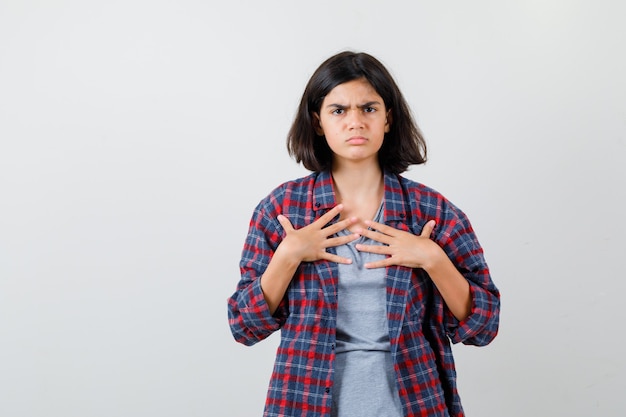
[287, 51, 427, 174]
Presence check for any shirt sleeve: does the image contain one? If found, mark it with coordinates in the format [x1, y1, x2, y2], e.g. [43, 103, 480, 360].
[227, 199, 289, 346]
[435, 204, 500, 346]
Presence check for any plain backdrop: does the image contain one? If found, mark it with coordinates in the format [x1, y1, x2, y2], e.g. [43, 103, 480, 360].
[1, 1, 625, 416]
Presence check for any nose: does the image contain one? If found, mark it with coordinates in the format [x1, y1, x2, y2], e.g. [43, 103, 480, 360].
[347, 110, 365, 129]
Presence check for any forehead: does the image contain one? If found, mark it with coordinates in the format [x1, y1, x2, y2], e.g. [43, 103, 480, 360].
[323, 78, 382, 103]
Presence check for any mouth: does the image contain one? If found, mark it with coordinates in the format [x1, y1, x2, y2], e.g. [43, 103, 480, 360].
[346, 136, 368, 145]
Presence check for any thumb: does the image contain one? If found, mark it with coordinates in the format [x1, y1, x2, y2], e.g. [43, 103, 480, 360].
[420, 219, 436, 238]
[277, 214, 294, 232]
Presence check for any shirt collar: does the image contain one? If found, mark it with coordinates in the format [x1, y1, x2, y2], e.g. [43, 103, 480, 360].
[311, 170, 409, 222]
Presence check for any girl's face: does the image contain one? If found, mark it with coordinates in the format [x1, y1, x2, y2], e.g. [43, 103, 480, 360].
[314, 78, 390, 169]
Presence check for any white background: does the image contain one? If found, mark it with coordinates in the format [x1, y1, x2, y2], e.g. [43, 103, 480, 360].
[1, 1, 625, 416]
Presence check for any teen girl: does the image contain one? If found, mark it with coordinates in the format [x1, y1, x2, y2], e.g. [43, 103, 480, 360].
[227, 51, 500, 417]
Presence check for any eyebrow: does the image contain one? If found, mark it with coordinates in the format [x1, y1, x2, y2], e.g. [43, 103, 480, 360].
[324, 101, 382, 109]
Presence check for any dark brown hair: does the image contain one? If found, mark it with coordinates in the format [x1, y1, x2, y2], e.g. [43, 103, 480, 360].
[287, 51, 427, 174]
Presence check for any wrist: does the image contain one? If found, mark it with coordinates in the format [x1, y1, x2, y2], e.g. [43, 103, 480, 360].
[274, 243, 304, 269]
[421, 245, 450, 274]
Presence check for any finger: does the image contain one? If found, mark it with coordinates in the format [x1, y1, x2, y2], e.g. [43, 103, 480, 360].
[277, 214, 294, 232]
[321, 253, 353, 265]
[364, 258, 393, 269]
[323, 216, 358, 236]
[316, 204, 344, 225]
[324, 233, 360, 248]
[420, 220, 436, 238]
[357, 228, 393, 245]
[363, 220, 397, 236]
[355, 243, 392, 255]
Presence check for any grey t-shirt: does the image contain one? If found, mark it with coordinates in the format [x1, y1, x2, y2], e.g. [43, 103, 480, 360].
[331, 203, 404, 417]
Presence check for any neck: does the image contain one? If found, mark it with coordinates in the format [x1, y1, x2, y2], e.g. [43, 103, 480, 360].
[331, 162, 384, 204]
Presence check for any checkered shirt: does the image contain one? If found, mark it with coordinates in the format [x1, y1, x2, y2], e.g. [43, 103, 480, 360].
[227, 170, 500, 417]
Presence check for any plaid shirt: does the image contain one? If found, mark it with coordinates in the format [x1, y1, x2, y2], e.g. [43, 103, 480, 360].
[228, 170, 500, 417]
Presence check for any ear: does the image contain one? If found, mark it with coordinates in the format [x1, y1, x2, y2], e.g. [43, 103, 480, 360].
[313, 112, 325, 136]
[384, 109, 392, 133]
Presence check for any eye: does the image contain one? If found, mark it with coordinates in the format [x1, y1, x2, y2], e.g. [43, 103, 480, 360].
[332, 108, 345, 115]
[363, 106, 376, 113]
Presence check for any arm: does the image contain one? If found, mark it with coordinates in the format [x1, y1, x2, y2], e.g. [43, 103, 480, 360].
[356, 217, 500, 345]
[261, 205, 359, 314]
[356, 220, 471, 321]
[227, 204, 359, 344]
[415, 220, 473, 322]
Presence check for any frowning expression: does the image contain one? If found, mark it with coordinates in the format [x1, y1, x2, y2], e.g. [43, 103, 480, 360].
[314, 78, 391, 168]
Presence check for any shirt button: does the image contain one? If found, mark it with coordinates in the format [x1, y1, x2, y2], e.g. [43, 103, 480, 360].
[315, 202, 321, 208]
[325, 387, 330, 393]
